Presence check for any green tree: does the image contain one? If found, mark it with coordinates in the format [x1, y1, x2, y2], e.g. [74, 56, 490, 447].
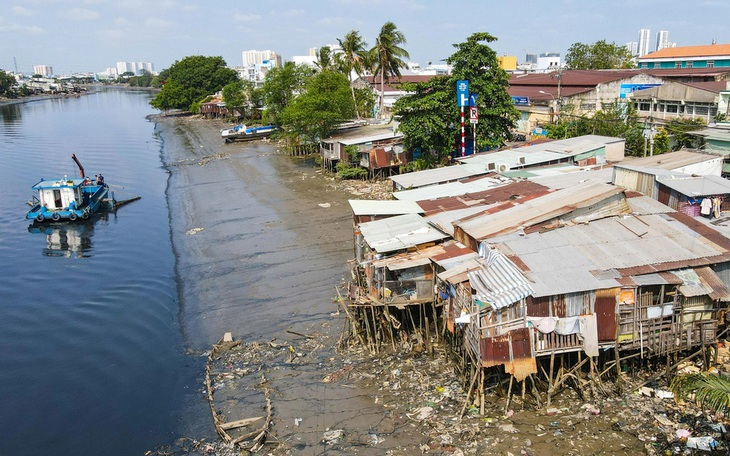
[671, 372, 730, 417]
[337, 30, 368, 118]
[262, 62, 314, 125]
[393, 32, 519, 161]
[149, 80, 188, 113]
[565, 40, 635, 69]
[149, 55, 238, 111]
[314, 46, 336, 72]
[222, 79, 259, 119]
[371, 21, 410, 118]
[665, 117, 706, 150]
[0, 70, 17, 97]
[281, 70, 355, 144]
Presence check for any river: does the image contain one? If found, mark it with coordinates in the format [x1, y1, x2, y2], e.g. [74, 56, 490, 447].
[0, 89, 194, 455]
[0, 88, 363, 455]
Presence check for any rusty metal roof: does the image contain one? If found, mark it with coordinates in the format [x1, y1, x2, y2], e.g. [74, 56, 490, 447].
[489, 213, 730, 297]
[455, 181, 625, 241]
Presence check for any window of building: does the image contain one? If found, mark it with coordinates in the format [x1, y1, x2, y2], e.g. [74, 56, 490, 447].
[675, 62, 682, 68]
[639, 102, 651, 111]
[666, 104, 678, 113]
[581, 102, 596, 111]
[708, 61, 715, 68]
[686, 62, 693, 68]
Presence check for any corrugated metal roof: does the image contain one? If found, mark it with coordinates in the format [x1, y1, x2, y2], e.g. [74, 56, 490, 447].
[526, 166, 614, 190]
[469, 246, 534, 310]
[425, 205, 495, 235]
[693, 266, 730, 301]
[417, 180, 549, 215]
[456, 181, 624, 241]
[389, 163, 492, 189]
[656, 173, 730, 197]
[348, 199, 423, 216]
[456, 148, 566, 168]
[488, 213, 728, 297]
[393, 175, 512, 201]
[358, 213, 449, 254]
[626, 194, 676, 215]
[368, 240, 476, 271]
[616, 150, 720, 171]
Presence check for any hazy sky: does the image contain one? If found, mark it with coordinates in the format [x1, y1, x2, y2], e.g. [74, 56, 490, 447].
[2, 0, 729, 75]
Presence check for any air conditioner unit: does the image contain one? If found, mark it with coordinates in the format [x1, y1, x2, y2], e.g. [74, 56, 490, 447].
[487, 162, 496, 170]
[498, 164, 508, 173]
[519, 156, 526, 164]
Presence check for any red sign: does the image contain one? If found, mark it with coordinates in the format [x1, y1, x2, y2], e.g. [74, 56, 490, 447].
[469, 107, 478, 123]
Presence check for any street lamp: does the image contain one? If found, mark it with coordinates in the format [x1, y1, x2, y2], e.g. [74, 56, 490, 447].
[539, 90, 558, 122]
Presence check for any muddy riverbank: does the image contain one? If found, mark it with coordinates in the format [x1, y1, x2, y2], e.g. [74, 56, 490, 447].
[151, 114, 728, 455]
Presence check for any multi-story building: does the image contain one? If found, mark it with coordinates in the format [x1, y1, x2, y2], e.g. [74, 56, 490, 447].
[656, 31, 670, 52]
[241, 50, 281, 68]
[626, 42, 639, 57]
[115, 62, 154, 76]
[33, 65, 53, 77]
[639, 29, 651, 57]
[638, 43, 730, 69]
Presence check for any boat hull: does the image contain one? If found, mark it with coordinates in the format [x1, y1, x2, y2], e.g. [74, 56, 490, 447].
[221, 125, 276, 143]
[27, 185, 111, 223]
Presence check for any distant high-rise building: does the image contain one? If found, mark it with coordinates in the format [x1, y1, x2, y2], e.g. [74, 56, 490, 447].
[242, 50, 281, 67]
[33, 65, 53, 77]
[638, 29, 651, 57]
[115, 61, 154, 76]
[626, 42, 639, 57]
[656, 31, 670, 51]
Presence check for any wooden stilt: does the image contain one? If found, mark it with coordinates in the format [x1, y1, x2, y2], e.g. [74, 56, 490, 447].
[505, 375, 514, 413]
[547, 352, 555, 408]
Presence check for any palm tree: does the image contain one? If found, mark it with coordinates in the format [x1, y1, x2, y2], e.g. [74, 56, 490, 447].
[370, 21, 409, 119]
[670, 371, 730, 416]
[337, 30, 367, 119]
[314, 46, 335, 72]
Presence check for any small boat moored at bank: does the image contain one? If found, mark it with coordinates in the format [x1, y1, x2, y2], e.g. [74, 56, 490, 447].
[26, 154, 115, 223]
[221, 124, 277, 143]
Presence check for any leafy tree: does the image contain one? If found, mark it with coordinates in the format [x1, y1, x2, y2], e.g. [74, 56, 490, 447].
[149, 80, 188, 113]
[0, 70, 17, 97]
[370, 21, 410, 118]
[393, 32, 519, 162]
[337, 30, 368, 118]
[281, 70, 355, 143]
[262, 62, 314, 125]
[128, 70, 153, 87]
[565, 40, 635, 69]
[665, 117, 706, 150]
[222, 79, 262, 120]
[149, 55, 238, 111]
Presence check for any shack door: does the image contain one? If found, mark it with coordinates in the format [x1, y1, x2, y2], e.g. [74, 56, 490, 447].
[595, 289, 617, 342]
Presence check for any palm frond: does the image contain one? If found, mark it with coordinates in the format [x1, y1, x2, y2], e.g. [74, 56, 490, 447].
[670, 372, 730, 416]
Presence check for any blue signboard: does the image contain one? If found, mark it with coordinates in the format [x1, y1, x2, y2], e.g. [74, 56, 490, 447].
[469, 93, 478, 107]
[619, 83, 661, 98]
[512, 96, 529, 106]
[456, 80, 469, 107]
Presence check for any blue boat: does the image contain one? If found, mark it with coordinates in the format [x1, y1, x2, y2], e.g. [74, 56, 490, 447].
[26, 154, 115, 223]
[221, 124, 277, 143]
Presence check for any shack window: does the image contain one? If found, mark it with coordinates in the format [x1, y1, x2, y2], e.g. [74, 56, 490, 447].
[53, 189, 62, 208]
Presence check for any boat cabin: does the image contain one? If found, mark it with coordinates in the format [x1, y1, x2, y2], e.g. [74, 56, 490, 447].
[32, 178, 87, 211]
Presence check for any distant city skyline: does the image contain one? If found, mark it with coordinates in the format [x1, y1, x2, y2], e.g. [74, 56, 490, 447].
[2, 0, 729, 75]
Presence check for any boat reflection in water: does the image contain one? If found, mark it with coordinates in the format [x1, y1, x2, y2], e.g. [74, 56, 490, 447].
[28, 220, 95, 258]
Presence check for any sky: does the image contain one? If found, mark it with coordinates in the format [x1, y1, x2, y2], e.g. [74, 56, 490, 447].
[2, 0, 729, 75]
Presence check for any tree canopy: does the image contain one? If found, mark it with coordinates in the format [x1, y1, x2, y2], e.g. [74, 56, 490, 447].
[281, 70, 355, 144]
[261, 62, 314, 126]
[393, 32, 519, 162]
[565, 40, 635, 70]
[150, 55, 238, 111]
[0, 70, 17, 97]
[222, 79, 261, 120]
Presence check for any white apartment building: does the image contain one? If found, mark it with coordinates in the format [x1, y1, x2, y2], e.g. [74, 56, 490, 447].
[33, 65, 53, 77]
[638, 29, 651, 57]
